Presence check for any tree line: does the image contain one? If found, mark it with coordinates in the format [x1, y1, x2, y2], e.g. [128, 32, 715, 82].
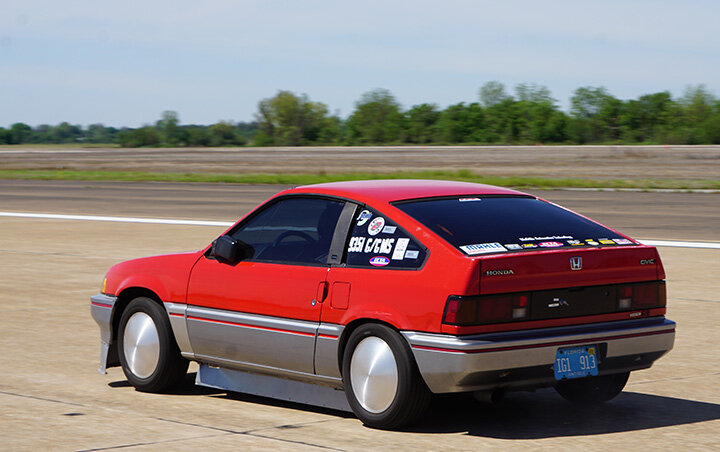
[2, 82, 719, 147]
[0, 112, 254, 147]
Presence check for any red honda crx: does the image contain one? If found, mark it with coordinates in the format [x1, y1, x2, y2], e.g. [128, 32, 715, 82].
[92, 180, 675, 429]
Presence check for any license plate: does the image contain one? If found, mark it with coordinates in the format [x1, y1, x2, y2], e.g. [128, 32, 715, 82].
[554, 345, 599, 380]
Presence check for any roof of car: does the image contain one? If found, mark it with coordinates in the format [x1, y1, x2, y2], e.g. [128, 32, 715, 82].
[287, 179, 530, 203]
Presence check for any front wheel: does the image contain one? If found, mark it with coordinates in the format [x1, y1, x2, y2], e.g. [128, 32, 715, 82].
[342, 324, 431, 429]
[117, 297, 188, 392]
[555, 371, 630, 404]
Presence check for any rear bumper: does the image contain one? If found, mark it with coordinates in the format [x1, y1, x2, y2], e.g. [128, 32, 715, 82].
[403, 317, 675, 393]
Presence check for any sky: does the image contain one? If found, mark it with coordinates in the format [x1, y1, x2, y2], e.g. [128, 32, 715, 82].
[1, 0, 719, 128]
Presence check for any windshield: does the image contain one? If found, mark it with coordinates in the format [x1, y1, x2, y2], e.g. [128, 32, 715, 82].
[394, 196, 636, 255]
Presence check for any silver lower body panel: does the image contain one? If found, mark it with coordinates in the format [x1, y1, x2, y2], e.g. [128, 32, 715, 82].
[403, 317, 676, 393]
[196, 363, 351, 412]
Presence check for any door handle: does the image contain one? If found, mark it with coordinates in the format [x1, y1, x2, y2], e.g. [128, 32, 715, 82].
[313, 281, 329, 306]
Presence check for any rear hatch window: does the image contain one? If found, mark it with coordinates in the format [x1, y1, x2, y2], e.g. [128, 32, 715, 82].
[394, 196, 636, 255]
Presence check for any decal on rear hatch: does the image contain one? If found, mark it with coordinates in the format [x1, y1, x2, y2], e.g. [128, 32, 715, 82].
[460, 243, 507, 255]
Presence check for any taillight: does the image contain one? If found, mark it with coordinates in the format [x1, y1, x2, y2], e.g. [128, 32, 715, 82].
[443, 296, 475, 324]
[443, 293, 530, 325]
[617, 281, 666, 310]
[513, 294, 529, 319]
[443, 281, 666, 327]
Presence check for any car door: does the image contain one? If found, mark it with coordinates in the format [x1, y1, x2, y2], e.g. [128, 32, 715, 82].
[186, 196, 346, 375]
[315, 205, 431, 378]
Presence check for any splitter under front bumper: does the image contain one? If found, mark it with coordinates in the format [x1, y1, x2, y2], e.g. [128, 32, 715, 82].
[90, 293, 118, 374]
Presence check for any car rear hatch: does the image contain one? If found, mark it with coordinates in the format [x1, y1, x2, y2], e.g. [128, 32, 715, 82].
[478, 246, 664, 321]
[480, 246, 662, 293]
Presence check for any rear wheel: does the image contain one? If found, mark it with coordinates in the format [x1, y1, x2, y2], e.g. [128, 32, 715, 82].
[555, 371, 630, 404]
[342, 324, 431, 429]
[117, 297, 188, 392]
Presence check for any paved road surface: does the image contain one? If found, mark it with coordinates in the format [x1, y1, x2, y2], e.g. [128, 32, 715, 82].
[0, 179, 718, 241]
[0, 180, 718, 450]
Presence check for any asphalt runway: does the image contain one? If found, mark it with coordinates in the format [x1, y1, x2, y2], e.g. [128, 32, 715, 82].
[0, 179, 718, 241]
[1, 180, 718, 450]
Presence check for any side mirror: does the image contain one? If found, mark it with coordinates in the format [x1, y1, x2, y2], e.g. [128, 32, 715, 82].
[210, 235, 253, 264]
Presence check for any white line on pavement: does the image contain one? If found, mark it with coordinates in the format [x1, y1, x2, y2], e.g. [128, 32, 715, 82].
[638, 240, 720, 249]
[0, 212, 233, 227]
[1, 211, 719, 249]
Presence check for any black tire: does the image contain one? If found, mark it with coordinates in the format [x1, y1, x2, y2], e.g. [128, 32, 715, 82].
[555, 371, 630, 404]
[117, 297, 188, 392]
[342, 324, 431, 429]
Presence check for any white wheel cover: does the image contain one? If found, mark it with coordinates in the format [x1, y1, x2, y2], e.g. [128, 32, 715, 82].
[350, 336, 399, 413]
[123, 312, 160, 379]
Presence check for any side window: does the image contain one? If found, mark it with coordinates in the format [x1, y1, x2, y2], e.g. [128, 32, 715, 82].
[231, 197, 345, 265]
[346, 207, 426, 269]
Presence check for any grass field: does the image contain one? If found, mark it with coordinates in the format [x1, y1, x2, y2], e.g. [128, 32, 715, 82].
[2, 145, 719, 190]
[1, 168, 719, 190]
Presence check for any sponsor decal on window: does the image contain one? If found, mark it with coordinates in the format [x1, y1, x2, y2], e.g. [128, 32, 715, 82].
[599, 239, 615, 245]
[392, 238, 410, 260]
[459, 198, 481, 202]
[356, 210, 372, 226]
[567, 240, 584, 246]
[519, 235, 573, 242]
[585, 239, 600, 245]
[404, 250, 420, 259]
[504, 244, 522, 250]
[369, 256, 390, 267]
[382, 225, 397, 234]
[613, 238, 633, 245]
[459, 242, 507, 255]
[368, 217, 385, 236]
[538, 241, 564, 248]
[522, 243, 538, 248]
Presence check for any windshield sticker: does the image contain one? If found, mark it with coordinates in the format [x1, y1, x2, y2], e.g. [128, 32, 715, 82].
[504, 244, 522, 250]
[519, 235, 573, 242]
[585, 239, 600, 245]
[460, 242, 507, 255]
[348, 237, 365, 252]
[392, 238, 410, 260]
[613, 238, 633, 245]
[349, 237, 396, 254]
[567, 240, 584, 246]
[356, 210, 372, 226]
[364, 237, 395, 254]
[538, 241, 563, 248]
[522, 243, 537, 249]
[599, 239, 615, 245]
[404, 250, 420, 259]
[369, 256, 390, 267]
[459, 198, 481, 202]
[368, 217, 385, 236]
[382, 225, 397, 234]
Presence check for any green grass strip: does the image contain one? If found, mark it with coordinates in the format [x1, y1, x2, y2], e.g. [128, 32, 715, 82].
[1, 169, 719, 190]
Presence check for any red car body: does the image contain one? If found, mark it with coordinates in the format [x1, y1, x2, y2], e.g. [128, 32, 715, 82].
[92, 180, 675, 429]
